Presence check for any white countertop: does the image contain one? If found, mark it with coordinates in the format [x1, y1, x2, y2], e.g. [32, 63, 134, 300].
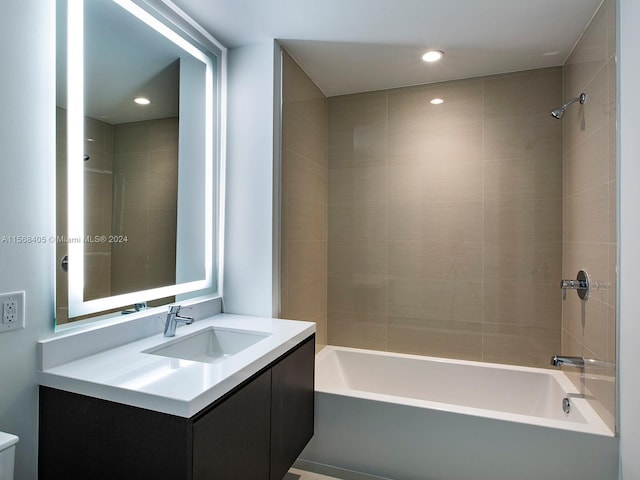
[38, 314, 315, 417]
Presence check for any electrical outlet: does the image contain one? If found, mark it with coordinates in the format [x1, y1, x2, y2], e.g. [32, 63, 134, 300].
[0, 291, 25, 333]
[3, 301, 17, 323]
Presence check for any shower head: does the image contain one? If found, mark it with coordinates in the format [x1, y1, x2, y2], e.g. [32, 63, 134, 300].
[550, 93, 587, 119]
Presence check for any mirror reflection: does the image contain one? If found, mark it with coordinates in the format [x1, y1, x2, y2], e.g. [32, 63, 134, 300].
[56, 0, 216, 324]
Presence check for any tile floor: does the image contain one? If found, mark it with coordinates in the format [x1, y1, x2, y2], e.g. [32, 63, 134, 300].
[286, 465, 392, 480]
[285, 468, 344, 480]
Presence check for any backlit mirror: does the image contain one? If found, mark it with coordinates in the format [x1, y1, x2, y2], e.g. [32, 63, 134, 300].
[56, 0, 221, 324]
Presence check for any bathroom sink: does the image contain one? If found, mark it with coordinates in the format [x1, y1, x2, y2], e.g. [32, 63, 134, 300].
[143, 327, 270, 364]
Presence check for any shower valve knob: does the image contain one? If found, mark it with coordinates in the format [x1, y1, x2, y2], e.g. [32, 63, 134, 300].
[561, 269, 590, 301]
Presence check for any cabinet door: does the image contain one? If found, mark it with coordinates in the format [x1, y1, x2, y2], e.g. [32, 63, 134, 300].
[270, 336, 315, 480]
[39, 386, 192, 480]
[193, 369, 271, 480]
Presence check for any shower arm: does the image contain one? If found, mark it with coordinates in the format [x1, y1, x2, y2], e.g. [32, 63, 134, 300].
[563, 93, 587, 109]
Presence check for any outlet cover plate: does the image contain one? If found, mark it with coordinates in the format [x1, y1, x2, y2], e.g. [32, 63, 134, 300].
[0, 291, 25, 333]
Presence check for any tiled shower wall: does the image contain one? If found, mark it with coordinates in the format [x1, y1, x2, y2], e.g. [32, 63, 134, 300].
[280, 50, 329, 347]
[111, 117, 178, 300]
[56, 110, 114, 324]
[561, 0, 617, 431]
[56, 113, 178, 323]
[327, 68, 563, 368]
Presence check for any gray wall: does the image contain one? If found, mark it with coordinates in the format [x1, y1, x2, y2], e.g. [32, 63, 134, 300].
[0, 2, 55, 479]
[223, 41, 280, 317]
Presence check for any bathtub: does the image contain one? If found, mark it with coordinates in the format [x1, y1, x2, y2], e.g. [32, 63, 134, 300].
[300, 346, 618, 480]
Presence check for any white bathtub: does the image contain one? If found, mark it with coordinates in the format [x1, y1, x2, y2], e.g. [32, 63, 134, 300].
[300, 346, 618, 480]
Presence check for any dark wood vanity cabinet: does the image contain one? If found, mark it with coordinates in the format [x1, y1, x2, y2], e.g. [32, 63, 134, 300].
[39, 334, 315, 480]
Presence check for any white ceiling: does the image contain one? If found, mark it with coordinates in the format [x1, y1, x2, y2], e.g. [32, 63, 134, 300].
[171, 0, 604, 96]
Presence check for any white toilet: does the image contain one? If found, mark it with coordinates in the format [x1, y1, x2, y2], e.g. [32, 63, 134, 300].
[0, 431, 18, 480]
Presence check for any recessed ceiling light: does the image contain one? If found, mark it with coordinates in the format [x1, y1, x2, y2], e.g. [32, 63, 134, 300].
[134, 97, 151, 105]
[543, 51, 561, 57]
[430, 98, 444, 105]
[422, 50, 444, 62]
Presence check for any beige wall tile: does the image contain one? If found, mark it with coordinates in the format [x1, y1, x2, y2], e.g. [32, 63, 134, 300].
[389, 120, 482, 161]
[111, 118, 178, 296]
[566, 122, 610, 196]
[484, 157, 562, 203]
[484, 282, 560, 329]
[387, 79, 483, 133]
[328, 241, 386, 278]
[287, 197, 327, 242]
[286, 108, 328, 168]
[146, 208, 177, 261]
[609, 180, 616, 244]
[388, 316, 482, 361]
[328, 91, 387, 137]
[421, 202, 482, 243]
[287, 279, 326, 321]
[329, 204, 387, 243]
[388, 277, 483, 322]
[582, 298, 610, 361]
[328, 275, 387, 315]
[329, 165, 388, 206]
[145, 263, 177, 289]
[607, 304, 616, 364]
[484, 241, 561, 285]
[564, 65, 610, 151]
[327, 67, 564, 369]
[584, 370, 616, 433]
[313, 312, 328, 348]
[147, 117, 179, 150]
[484, 115, 561, 162]
[114, 122, 149, 153]
[388, 240, 482, 282]
[388, 164, 424, 205]
[561, 0, 616, 429]
[281, 51, 328, 348]
[329, 132, 387, 169]
[328, 312, 387, 350]
[284, 149, 328, 204]
[422, 159, 482, 203]
[483, 68, 562, 119]
[608, 243, 617, 310]
[113, 152, 149, 183]
[111, 262, 146, 296]
[565, 184, 610, 243]
[564, 1, 609, 95]
[288, 240, 327, 287]
[483, 197, 562, 245]
[388, 203, 422, 242]
[482, 324, 560, 368]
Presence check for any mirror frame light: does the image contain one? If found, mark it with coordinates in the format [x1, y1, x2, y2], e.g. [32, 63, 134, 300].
[65, 0, 221, 318]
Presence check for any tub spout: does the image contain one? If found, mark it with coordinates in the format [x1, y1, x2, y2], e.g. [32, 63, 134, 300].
[550, 354, 584, 368]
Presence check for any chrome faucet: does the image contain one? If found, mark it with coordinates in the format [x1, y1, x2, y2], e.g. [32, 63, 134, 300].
[163, 305, 194, 337]
[550, 354, 585, 368]
[550, 354, 613, 369]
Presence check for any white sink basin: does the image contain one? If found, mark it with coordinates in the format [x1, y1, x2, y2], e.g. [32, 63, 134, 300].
[143, 327, 270, 364]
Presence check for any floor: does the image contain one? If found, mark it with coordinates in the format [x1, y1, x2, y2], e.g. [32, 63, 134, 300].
[286, 464, 392, 480]
[285, 468, 345, 480]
